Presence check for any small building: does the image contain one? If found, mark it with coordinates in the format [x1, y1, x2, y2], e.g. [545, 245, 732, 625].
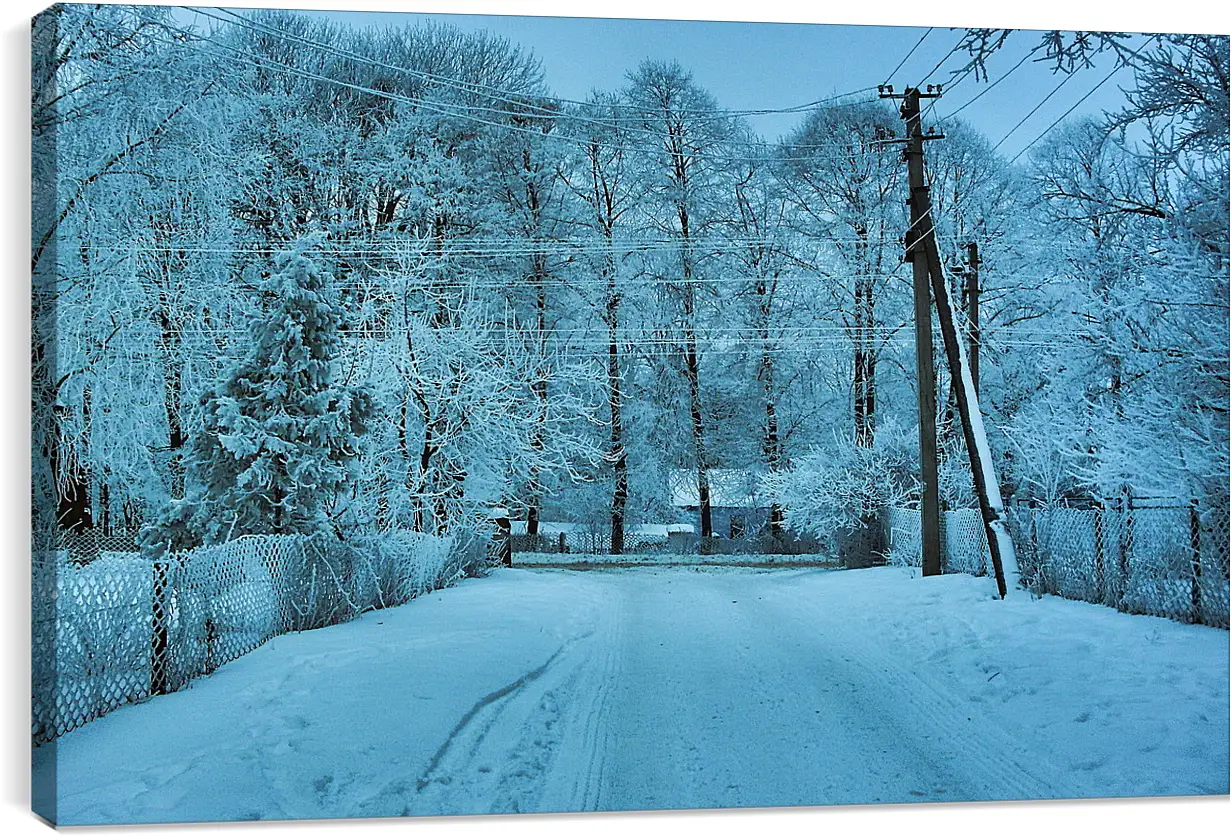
[668, 469, 770, 539]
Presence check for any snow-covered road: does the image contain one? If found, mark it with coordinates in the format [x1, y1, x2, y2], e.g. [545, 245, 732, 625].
[40, 566, 1229, 824]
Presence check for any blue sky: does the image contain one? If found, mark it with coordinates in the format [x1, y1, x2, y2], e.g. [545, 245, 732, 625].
[197, 7, 1150, 160]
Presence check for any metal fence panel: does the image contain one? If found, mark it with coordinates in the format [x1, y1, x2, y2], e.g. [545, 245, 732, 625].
[885, 498, 1228, 629]
[1009, 499, 1229, 629]
[509, 529, 826, 557]
[883, 506, 989, 575]
[33, 529, 475, 746]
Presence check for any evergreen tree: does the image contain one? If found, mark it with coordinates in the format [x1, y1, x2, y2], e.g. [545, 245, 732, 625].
[141, 237, 372, 553]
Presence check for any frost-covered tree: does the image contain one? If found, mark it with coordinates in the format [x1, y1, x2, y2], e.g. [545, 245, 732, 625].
[779, 102, 909, 449]
[762, 423, 919, 550]
[624, 60, 737, 541]
[140, 239, 373, 553]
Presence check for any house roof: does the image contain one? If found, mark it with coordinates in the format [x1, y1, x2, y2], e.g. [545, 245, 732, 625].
[509, 521, 584, 536]
[668, 469, 766, 509]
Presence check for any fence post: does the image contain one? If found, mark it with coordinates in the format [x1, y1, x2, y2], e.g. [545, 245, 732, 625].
[1117, 493, 1134, 611]
[150, 557, 171, 695]
[1190, 503, 1203, 625]
[488, 508, 512, 567]
[1093, 501, 1105, 604]
[498, 516, 512, 566]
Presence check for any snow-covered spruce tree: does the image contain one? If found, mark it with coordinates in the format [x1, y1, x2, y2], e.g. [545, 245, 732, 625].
[140, 238, 373, 554]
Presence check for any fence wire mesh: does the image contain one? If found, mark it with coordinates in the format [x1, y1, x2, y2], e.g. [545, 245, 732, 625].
[1010, 498, 1229, 629]
[55, 529, 141, 564]
[33, 529, 476, 745]
[511, 530, 676, 555]
[883, 498, 1230, 629]
[883, 506, 990, 576]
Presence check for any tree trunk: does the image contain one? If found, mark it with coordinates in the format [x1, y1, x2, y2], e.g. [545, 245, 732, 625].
[853, 272, 877, 448]
[677, 206, 712, 542]
[765, 401, 784, 540]
[52, 404, 92, 532]
[525, 269, 549, 538]
[157, 305, 185, 499]
[605, 252, 628, 555]
[756, 277, 785, 540]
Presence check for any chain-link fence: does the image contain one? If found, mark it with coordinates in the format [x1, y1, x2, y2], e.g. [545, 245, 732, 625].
[882, 506, 991, 576]
[511, 529, 675, 555]
[54, 529, 142, 564]
[33, 529, 478, 745]
[1010, 498, 1229, 629]
[882, 499, 1230, 629]
[509, 529, 825, 557]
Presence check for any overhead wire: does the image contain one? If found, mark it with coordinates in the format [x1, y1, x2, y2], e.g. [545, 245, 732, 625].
[162, 23, 891, 166]
[181, 6, 880, 156]
[1008, 34, 1161, 165]
[881, 27, 933, 87]
[193, 5, 875, 120]
[988, 68, 1081, 153]
[941, 45, 1040, 123]
[59, 18, 1179, 382]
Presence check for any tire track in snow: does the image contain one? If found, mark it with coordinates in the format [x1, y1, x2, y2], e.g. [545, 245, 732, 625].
[542, 580, 625, 812]
[407, 597, 621, 816]
[414, 639, 573, 794]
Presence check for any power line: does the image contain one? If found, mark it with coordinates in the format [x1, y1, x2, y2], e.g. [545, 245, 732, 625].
[148, 328, 1088, 342]
[164, 22, 892, 167]
[201, 5, 876, 119]
[91, 227, 1116, 250]
[912, 35, 979, 125]
[882, 27, 933, 87]
[185, 5, 879, 151]
[942, 46, 1041, 123]
[192, 6, 850, 152]
[1008, 34, 1161, 165]
[915, 34, 966, 90]
[989, 67, 1081, 153]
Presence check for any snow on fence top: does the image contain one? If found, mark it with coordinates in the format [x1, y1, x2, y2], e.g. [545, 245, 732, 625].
[33, 530, 468, 745]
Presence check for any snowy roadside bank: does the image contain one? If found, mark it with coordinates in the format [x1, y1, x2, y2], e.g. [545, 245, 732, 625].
[758, 567, 1229, 800]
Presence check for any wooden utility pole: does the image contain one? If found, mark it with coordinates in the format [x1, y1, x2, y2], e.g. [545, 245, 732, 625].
[966, 241, 981, 395]
[879, 84, 1015, 597]
[882, 85, 943, 577]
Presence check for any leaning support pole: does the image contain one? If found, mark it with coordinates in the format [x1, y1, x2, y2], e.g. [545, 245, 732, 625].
[892, 85, 942, 578]
[917, 232, 1017, 598]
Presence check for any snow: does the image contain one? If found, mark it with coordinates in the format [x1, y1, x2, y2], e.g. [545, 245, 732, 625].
[508, 522, 693, 537]
[647, 523, 695, 536]
[508, 521, 585, 536]
[37, 566, 1228, 824]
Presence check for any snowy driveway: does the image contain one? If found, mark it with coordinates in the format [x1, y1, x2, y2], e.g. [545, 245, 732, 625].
[41, 566, 1229, 824]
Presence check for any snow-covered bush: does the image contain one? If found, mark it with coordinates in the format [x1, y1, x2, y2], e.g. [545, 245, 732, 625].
[352, 529, 455, 608]
[762, 424, 919, 551]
